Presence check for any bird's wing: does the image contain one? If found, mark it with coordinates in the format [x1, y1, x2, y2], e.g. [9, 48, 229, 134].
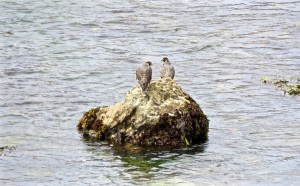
[146, 66, 152, 82]
[170, 65, 175, 78]
[136, 66, 142, 80]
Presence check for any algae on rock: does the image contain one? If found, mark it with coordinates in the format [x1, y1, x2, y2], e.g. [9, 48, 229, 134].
[77, 78, 209, 147]
[261, 76, 300, 95]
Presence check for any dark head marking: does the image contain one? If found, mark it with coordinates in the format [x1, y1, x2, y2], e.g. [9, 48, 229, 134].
[144, 61, 152, 66]
[161, 57, 169, 62]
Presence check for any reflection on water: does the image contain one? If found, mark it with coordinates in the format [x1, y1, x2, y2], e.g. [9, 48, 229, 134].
[82, 137, 207, 182]
[1, 0, 300, 185]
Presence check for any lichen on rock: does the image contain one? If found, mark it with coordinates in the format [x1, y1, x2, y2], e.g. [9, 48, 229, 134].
[77, 78, 209, 147]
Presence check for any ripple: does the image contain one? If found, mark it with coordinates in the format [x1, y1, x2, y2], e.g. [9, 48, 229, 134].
[1, 0, 300, 185]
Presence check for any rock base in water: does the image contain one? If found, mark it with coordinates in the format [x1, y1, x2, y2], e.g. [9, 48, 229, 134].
[77, 78, 209, 147]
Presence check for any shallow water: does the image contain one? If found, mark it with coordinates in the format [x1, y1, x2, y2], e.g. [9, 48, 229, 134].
[1, 0, 300, 185]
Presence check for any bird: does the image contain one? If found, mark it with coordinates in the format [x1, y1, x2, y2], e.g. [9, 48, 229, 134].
[160, 57, 175, 79]
[136, 61, 152, 93]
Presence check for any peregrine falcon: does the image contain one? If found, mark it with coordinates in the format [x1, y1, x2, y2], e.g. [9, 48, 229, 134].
[160, 57, 175, 79]
[136, 61, 152, 93]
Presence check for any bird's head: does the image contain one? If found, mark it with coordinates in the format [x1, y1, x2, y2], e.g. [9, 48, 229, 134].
[144, 61, 152, 66]
[161, 57, 170, 64]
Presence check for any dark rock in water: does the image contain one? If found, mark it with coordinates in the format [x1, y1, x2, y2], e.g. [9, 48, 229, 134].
[0, 145, 17, 156]
[77, 78, 209, 147]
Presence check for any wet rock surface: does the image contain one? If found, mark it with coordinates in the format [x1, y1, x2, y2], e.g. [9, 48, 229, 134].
[0, 145, 17, 156]
[261, 76, 300, 95]
[77, 78, 209, 147]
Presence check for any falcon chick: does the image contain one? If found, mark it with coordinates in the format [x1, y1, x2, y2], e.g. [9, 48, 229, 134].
[136, 61, 152, 93]
[160, 57, 175, 79]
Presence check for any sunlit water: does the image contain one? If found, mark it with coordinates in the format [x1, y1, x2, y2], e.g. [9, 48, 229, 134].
[1, 0, 300, 185]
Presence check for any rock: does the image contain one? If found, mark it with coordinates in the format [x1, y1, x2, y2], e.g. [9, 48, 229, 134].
[77, 78, 209, 147]
[0, 145, 17, 156]
[261, 76, 300, 95]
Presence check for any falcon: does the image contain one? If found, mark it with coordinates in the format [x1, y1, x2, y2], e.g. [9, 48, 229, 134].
[136, 61, 152, 93]
[160, 57, 175, 79]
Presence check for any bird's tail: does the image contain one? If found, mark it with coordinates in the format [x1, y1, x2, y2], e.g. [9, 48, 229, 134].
[140, 78, 148, 92]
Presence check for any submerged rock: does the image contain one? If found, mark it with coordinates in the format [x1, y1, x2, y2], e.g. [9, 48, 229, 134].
[0, 145, 17, 156]
[77, 78, 209, 147]
[261, 76, 300, 95]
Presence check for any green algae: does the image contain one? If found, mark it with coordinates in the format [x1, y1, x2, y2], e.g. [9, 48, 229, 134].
[77, 107, 99, 130]
[286, 84, 300, 95]
[261, 76, 300, 96]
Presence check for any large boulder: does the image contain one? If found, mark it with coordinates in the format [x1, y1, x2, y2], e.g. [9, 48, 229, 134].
[77, 78, 209, 147]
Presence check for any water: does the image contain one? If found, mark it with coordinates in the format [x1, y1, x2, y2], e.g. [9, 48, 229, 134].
[1, 0, 300, 185]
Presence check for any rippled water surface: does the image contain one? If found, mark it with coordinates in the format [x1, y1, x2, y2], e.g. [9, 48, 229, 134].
[1, 0, 300, 185]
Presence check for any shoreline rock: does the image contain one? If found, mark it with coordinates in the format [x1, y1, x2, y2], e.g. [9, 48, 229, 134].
[77, 78, 209, 147]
